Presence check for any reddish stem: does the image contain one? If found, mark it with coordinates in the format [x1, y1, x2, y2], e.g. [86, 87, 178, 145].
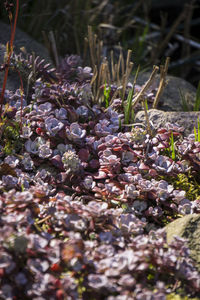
[0, 0, 19, 119]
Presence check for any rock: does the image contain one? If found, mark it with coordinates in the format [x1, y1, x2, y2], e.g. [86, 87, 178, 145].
[0, 21, 53, 92]
[165, 214, 200, 272]
[134, 72, 199, 136]
[136, 72, 197, 111]
[0, 21, 51, 60]
[134, 109, 200, 136]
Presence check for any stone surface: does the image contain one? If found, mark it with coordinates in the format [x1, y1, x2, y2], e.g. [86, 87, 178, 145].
[0, 21, 50, 60]
[165, 214, 200, 272]
[0, 21, 52, 91]
[134, 109, 200, 136]
[136, 72, 197, 111]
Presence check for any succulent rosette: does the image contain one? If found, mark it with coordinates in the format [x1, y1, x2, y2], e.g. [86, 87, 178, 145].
[0, 53, 199, 300]
[65, 122, 86, 142]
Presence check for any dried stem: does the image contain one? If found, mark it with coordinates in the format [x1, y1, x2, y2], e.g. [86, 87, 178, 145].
[97, 40, 103, 69]
[36, 215, 51, 225]
[88, 26, 96, 70]
[153, 57, 170, 109]
[132, 65, 159, 108]
[181, 1, 195, 76]
[48, 31, 59, 68]
[142, 96, 152, 136]
[83, 37, 88, 63]
[120, 46, 125, 77]
[122, 50, 132, 102]
[117, 50, 123, 85]
[87, 26, 133, 104]
[132, 65, 140, 88]
[110, 50, 115, 81]
[151, 4, 187, 62]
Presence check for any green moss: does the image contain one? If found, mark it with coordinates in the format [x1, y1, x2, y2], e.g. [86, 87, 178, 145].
[166, 293, 199, 300]
[4, 122, 20, 140]
[76, 275, 86, 298]
[158, 172, 200, 201]
[0, 119, 22, 155]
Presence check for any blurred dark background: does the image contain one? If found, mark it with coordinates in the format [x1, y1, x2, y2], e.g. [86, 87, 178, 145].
[0, 0, 200, 86]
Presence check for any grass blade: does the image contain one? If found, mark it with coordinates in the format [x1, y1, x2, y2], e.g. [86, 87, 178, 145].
[179, 87, 189, 111]
[194, 125, 197, 142]
[144, 98, 149, 111]
[124, 87, 134, 124]
[170, 131, 176, 160]
[103, 80, 111, 108]
[130, 109, 135, 124]
[194, 117, 200, 142]
[194, 81, 200, 111]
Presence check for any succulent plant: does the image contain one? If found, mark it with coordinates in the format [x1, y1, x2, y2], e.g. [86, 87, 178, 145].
[62, 150, 81, 174]
[0, 49, 199, 300]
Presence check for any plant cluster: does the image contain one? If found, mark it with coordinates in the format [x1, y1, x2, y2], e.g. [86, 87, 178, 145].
[0, 50, 200, 299]
[0, 1, 200, 298]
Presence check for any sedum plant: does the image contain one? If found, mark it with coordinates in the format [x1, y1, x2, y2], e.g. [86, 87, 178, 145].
[0, 2, 200, 300]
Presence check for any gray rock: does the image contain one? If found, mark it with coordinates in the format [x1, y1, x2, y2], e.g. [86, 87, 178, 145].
[134, 109, 200, 136]
[165, 214, 200, 272]
[0, 21, 52, 92]
[0, 21, 50, 60]
[136, 72, 197, 111]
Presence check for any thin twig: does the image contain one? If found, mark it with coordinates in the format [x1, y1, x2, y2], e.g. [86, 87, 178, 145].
[117, 0, 145, 34]
[36, 215, 51, 225]
[133, 16, 200, 50]
[97, 40, 103, 69]
[48, 31, 59, 68]
[110, 50, 115, 81]
[132, 65, 159, 108]
[122, 50, 132, 102]
[120, 46, 125, 77]
[142, 96, 152, 136]
[152, 5, 188, 61]
[83, 37, 88, 63]
[132, 65, 140, 88]
[117, 50, 123, 85]
[181, 1, 195, 76]
[153, 57, 170, 109]
[181, 1, 195, 58]
[88, 26, 96, 70]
